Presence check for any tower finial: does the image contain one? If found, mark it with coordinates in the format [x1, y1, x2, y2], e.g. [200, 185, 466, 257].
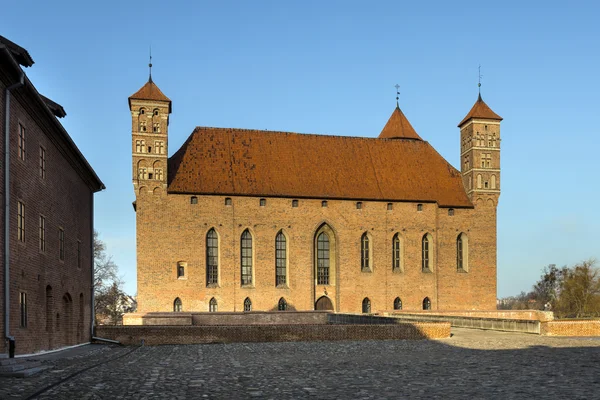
[478, 64, 482, 100]
[149, 46, 153, 83]
[394, 84, 400, 108]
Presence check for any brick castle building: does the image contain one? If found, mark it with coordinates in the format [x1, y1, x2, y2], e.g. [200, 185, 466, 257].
[1, 36, 104, 355]
[130, 77, 502, 314]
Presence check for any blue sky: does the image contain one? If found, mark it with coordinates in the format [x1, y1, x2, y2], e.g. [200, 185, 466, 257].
[4, 1, 599, 298]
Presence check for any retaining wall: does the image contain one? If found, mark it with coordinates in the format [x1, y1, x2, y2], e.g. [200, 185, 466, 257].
[540, 320, 600, 336]
[390, 313, 540, 334]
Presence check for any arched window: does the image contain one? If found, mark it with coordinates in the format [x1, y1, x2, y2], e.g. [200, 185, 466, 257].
[422, 234, 432, 272]
[317, 232, 330, 285]
[275, 231, 287, 286]
[360, 232, 371, 271]
[393, 297, 402, 310]
[153, 109, 159, 116]
[241, 230, 253, 286]
[173, 298, 182, 312]
[206, 229, 219, 285]
[139, 108, 145, 115]
[457, 233, 469, 272]
[491, 175, 497, 189]
[278, 297, 287, 311]
[209, 297, 217, 312]
[244, 298, 252, 312]
[423, 297, 431, 310]
[362, 298, 371, 314]
[392, 233, 401, 271]
[477, 174, 482, 189]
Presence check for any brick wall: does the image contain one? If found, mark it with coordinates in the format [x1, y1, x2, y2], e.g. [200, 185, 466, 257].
[541, 320, 600, 336]
[388, 310, 554, 322]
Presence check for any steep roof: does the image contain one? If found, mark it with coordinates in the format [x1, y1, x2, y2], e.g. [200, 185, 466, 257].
[378, 106, 422, 140]
[458, 94, 502, 127]
[0, 35, 34, 67]
[167, 127, 472, 208]
[40, 94, 66, 118]
[128, 80, 172, 112]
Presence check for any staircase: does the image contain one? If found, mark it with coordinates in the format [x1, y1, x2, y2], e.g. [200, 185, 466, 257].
[0, 357, 49, 377]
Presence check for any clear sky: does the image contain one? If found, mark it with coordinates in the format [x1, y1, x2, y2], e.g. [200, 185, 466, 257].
[3, 1, 599, 298]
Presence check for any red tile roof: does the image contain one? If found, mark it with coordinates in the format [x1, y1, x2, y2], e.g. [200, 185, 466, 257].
[378, 106, 422, 140]
[129, 80, 172, 112]
[167, 117, 472, 208]
[458, 94, 502, 127]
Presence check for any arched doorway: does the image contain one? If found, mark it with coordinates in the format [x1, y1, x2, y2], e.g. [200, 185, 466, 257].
[315, 296, 333, 311]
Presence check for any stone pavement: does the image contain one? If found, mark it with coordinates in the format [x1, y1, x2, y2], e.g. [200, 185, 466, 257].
[1, 328, 599, 399]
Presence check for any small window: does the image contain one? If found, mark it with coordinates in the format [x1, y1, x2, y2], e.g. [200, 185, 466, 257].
[260, 198, 266, 207]
[292, 199, 299, 207]
[356, 202, 362, 210]
[278, 297, 287, 311]
[173, 297, 182, 312]
[39, 216, 46, 252]
[140, 109, 145, 115]
[225, 198, 232, 206]
[59, 228, 65, 261]
[147, 146, 152, 153]
[244, 298, 252, 312]
[387, 203, 393, 211]
[177, 263, 185, 278]
[18, 123, 26, 161]
[191, 196, 198, 204]
[417, 204, 423, 212]
[423, 297, 431, 310]
[209, 297, 218, 312]
[362, 298, 371, 314]
[77, 240, 81, 269]
[360, 232, 370, 272]
[17, 201, 25, 242]
[484, 181, 489, 189]
[39, 146, 46, 179]
[322, 201, 328, 207]
[393, 297, 402, 310]
[148, 173, 153, 180]
[20, 292, 27, 327]
[448, 208, 454, 216]
[154, 109, 159, 116]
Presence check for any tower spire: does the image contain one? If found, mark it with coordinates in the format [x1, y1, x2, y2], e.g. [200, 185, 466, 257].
[394, 84, 400, 108]
[148, 46, 153, 83]
[478, 65, 482, 101]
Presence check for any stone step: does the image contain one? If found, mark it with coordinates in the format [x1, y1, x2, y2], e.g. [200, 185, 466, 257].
[0, 361, 42, 373]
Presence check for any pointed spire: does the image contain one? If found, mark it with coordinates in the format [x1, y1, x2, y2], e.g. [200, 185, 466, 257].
[378, 106, 422, 140]
[148, 46, 153, 83]
[458, 94, 502, 127]
[395, 84, 400, 108]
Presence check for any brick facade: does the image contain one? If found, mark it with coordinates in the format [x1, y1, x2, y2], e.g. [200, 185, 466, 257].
[541, 320, 600, 336]
[130, 81, 501, 315]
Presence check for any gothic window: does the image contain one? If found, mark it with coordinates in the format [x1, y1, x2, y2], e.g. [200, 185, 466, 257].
[360, 232, 371, 271]
[20, 292, 27, 328]
[393, 297, 402, 310]
[153, 123, 160, 133]
[392, 233, 401, 271]
[17, 201, 25, 242]
[155, 169, 163, 180]
[244, 297, 252, 312]
[477, 174, 482, 189]
[39, 146, 46, 179]
[423, 297, 431, 310]
[241, 230, 253, 286]
[317, 232, 330, 285]
[39, 215, 46, 252]
[173, 297, 182, 312]
[140, 121, 147, 132]
[422, 233, 432, 272]
[275, 231, 287, 286]
[155, 141, 164, 154]
[18, 123, 25, 161]
[362, 298, 371, 314]
[278, 297, 287, 311]
[135, 140, 145, 153]
[457, 233, 468, 271]
[491, 175, 497, 189]
[138, 167, 148, 180]
[139, 108, 145, 115]
[209, 297, 217, 312]
[207, 229, 219, 285]
[153, 109, 159, 116]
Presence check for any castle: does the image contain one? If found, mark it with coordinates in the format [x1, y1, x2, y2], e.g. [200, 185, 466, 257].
[129, 77, 502, 314]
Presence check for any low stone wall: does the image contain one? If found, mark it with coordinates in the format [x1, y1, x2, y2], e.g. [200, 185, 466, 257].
[387, 310, 554, 322]
[123, 313, 192, 326]
[390, 313, 540, 334]
[191, 311, 330, 326]
[541, 320, 600, 336]
[96, 321, 450, 345]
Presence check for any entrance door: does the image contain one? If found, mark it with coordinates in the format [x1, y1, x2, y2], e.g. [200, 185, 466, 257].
[315, 296, 333, 311]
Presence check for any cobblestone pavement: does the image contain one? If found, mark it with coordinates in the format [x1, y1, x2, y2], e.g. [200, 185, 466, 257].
[1, 328, 600, 399]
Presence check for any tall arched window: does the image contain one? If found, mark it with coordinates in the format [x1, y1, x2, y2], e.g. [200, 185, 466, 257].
[423, 297, 431, 310]
[491, 174, 497, 189]
[393, 297, 402, 310]
[173, 297, 182, 312]
[392, 233, 401, 271]
[422, 234, 432, 272]
[206, 229, 219, 286]
[278, 297, 287, 311]
[457, 233, 469, 272]
[209, 297, 217, 312]
[244, 297, 252, 312]
[275, 231, 287, 286]
[241, 230, 253, 286]
[477, 174, 482, 189]
[362, 298, 371, 314]
[360, 232, 371, 271]
[317, 232, 330, 285]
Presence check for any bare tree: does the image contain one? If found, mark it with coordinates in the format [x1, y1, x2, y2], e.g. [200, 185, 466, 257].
[555, 259, 600, 318]
[94, 231, 127, 324]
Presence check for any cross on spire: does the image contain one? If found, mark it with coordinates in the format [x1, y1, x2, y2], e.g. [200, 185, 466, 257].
[478, 65, 482, 94]
[395, 84, 400, 108]
[149, 46, 153, 83]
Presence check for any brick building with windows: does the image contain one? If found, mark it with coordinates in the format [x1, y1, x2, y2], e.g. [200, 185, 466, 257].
[0, 36, 104, 356]
[130, 77, 502, 315]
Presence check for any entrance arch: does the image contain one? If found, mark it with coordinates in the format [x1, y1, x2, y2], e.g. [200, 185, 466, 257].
[315, 296, 333, 311]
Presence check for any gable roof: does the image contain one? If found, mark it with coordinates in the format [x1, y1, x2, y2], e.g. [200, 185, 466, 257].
[128, 80, 172, 112]
[378, 106, 422, 140]
[40, 94, 66, 118]
[167, 126, 472, 208]
[0, 35, 34, 67]
[458, 94, 502, 127]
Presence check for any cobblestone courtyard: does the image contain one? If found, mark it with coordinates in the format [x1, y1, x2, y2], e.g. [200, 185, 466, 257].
[1, 328, 600, 399]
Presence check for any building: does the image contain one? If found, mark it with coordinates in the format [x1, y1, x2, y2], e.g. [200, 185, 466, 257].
[129, 76, 502, 314]
[0, 36, 104, 356]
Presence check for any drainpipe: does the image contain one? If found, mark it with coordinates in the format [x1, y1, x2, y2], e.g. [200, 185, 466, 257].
[4, 65, 25, 358]
[90, 191, 95, 339]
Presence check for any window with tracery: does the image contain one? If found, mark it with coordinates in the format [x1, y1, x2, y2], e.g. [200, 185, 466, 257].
[207, 229, 219, 285]
[317, 232, 330, 285]
[241, 230, 253, 285]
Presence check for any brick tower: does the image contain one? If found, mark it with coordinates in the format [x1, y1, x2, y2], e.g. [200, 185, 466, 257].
[128, 76, 172, 195]
[458, 93, 502, 205]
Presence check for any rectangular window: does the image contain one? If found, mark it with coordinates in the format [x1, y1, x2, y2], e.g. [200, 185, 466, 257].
[77, 240, 81, 268]
[39, 146, 46, 178]
[17, 201, 25, 242]
[259, 198, 266, 207]
[20, 292, 27, 328]
[241, 232, 253, 285]
[177, 264, 185, 278]
[59, 228, 65, 261]
[292, 199, 298, 207]
[18, 123, 25, 161]
[276, 232, 286, 286]
[39, 215, 46, 251]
